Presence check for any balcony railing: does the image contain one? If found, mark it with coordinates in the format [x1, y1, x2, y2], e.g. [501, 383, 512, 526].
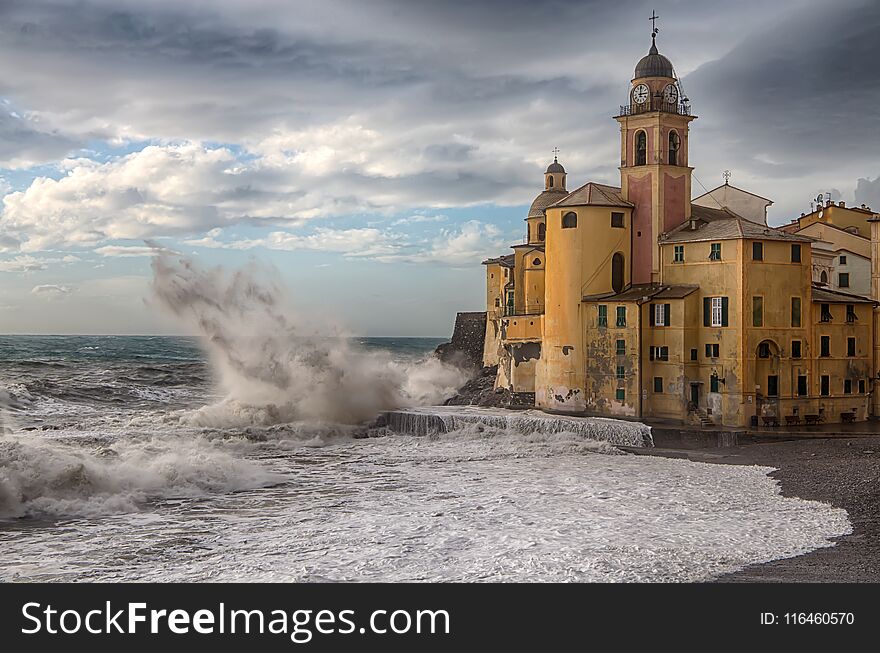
[617, 99, 692, 117]
[503, 305, 545, 317]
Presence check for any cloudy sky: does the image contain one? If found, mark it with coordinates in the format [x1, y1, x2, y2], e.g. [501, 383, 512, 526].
[0, 0, 878, 336]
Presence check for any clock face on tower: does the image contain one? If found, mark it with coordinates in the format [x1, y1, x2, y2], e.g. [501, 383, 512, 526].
[631, 83, 649, 104]
[663, 83, 679, 104]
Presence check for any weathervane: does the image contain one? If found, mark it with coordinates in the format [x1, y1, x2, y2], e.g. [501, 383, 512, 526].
[723, 170, 731, 185]
[650, 10, 659, 37]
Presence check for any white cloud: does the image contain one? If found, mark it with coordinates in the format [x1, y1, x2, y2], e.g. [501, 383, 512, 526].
[0, 253, 80, 272]
[380, 220, 504, 266]
[31, 284, 75, 299]
[188, 227, 404, 258]
[391, 214, 449, 226]
[94, 245, 178, 257]
[184, 219, 503, 266]
[0, 255, 49, 272]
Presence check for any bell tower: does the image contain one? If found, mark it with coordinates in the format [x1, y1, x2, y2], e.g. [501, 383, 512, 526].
[615, 16, 696, 284]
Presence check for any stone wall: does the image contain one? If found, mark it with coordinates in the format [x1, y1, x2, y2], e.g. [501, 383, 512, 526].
[435, 311, 487, 370]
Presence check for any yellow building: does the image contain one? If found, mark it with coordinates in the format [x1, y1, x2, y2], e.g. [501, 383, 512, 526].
[481, 29, 880, 427]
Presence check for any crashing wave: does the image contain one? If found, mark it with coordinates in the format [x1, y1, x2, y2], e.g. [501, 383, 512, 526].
[0, 434, 281, 519]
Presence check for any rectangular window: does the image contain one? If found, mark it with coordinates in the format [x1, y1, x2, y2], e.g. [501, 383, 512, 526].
[709, 242, 722, 261]
[839, 272, 850, 288]
[840, 255, 847, 265]
[820, 303, 832, 322]
[652, 303, 671, 327]
[791, 340, 802, 358]
[710, 375, 720, 393]
[846, 305, 857, 322]
[791, 297, 801, 327]
[791, 244, 801, 263]
[616, 365, 625, 380]
[673, 245, 684, 263]
[844, 379, 852, 394]
[615, 388, 625, 401]
[859, 379, 866, 394]
[598, 305, 608, 327]
[711, 297, 723, 327]
[611, 212, 625, 228]
[797, 375, 808, 397]
[616, 306, 626, 327]
[820, 336, 830, 357]
[752, 296, 763, 327]
[690, 348, 697, 361]
[848, 337, 856, 357]
[616, 339, 626, 355]
[651, 346, 669, 361]
[705, 343, 719, 358]
[767, 375, 778, 397]
[752, 241, 763, 261]
[820, 375, 830, 396]
[653, 377, 663, 393]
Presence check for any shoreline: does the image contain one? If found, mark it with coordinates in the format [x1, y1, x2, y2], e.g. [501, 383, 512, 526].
[637, 435, 880, 582]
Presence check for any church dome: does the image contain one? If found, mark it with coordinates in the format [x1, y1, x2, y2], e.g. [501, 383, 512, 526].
[528, 189, 566, 218]
[634, 38, 674, 79]
[545, 159, 565, 174]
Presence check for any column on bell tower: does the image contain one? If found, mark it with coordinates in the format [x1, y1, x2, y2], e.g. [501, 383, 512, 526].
[615, 32, 696, 284]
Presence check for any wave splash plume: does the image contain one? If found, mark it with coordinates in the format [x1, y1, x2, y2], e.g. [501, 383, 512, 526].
[150, 252, 468, 428]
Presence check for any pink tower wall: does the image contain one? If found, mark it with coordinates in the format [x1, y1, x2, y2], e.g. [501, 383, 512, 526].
[628, 173, 653, 284]
[663, 173, 687, 231]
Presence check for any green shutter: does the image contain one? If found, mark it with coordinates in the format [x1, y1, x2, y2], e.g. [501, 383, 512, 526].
[664, 304, 671, 326]
[721, 297, 729, 327]
[703, 297, 710, 326]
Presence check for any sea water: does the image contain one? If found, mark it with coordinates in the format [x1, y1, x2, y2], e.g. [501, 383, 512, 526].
[0, 335, 851, 582]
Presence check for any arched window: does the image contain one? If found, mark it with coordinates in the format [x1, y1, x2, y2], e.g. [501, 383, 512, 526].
[538, 222, 546, 241]
[526, 223, 531, 241]
[635, 131, 647, 166]
[820, 270, 828, 284]
[611, 252, 625, 293]
[669, 131, 680, 166]
[562, 212, 577, 229]
[547, 176, 554, 188]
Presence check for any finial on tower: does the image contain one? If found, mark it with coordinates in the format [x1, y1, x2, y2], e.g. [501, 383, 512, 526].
[552, 146, 560, 162]
[723, 170, 731, 185]
[650, 10, 660, 49]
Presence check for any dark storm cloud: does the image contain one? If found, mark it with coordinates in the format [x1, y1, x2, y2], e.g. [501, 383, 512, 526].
[0, 106, 79, 167]
[0, 0, 876, 242]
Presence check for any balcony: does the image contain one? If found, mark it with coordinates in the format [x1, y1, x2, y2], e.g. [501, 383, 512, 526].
[504, 305, 545, 317]
[617, 99, 693, 117]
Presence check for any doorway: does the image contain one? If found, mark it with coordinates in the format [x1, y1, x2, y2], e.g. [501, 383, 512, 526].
[690, 383, 700, 407]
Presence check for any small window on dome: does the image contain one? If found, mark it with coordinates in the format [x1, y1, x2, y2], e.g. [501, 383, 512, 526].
[547, 176, 554, 188]
[562, 212, 577, 229]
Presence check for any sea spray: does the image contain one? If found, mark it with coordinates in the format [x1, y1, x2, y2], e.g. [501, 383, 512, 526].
[0, 434, 278, 519]
[149, 250, 468, 426]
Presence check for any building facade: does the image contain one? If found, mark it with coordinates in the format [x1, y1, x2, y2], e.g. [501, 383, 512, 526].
[481, 31, 880, 427]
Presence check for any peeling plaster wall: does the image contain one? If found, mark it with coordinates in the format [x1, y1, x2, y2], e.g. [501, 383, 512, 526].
[584, 301, 639, 417]
[496, 340, 541, 394]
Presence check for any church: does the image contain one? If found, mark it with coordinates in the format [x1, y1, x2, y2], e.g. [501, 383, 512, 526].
[480, 27, 880, 428]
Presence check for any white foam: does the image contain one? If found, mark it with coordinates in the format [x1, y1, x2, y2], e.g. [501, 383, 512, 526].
[382, 406, 653, 448]
[0, 429, 851, 582]
[0, 433, 281, 519]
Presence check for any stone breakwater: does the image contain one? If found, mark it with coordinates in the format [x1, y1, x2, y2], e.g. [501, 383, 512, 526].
[377, 405, 653, 448]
